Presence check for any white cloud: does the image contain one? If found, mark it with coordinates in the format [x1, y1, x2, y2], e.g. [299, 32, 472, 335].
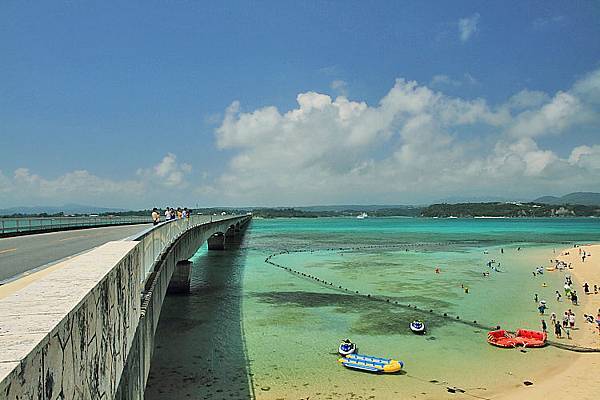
[573, 68, 600, 104]
[207, 68, 600, 205]
[533, 16, 566, 30]
[4, 168, 144, 207]
[431, 74, 461, 87]
[507, 89, 551, 110]
[3, 153, 192, 208]
[458, 13, 480, 42]
[137, 153, 192, 187]
[508, 91, 582, 137]
[330, 79, 348, 96]
[431, 73, 478, 88]
[5, 69, 600, 208]
[569, 145, 600, 171]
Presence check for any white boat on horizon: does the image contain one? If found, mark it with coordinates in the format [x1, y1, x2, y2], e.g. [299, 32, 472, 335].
[356, 212, 368, 219]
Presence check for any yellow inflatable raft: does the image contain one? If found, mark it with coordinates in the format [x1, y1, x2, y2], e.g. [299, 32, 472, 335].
[338, 353, 403, 373]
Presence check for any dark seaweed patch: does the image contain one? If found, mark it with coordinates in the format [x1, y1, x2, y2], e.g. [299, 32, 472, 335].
[252, 290, 450, 335]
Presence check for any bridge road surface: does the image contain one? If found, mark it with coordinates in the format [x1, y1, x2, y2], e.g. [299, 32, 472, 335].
[0, 224, 152, 282]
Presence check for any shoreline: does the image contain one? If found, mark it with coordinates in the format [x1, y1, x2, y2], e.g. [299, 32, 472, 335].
[498, 244, 600, 399]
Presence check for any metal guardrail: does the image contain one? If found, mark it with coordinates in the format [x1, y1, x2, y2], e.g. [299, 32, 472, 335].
[133, 214, 244, 283]
[0, 215, 152, 235]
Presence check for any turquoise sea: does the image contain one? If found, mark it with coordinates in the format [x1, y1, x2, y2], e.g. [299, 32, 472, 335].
[144, 218, 600, 399]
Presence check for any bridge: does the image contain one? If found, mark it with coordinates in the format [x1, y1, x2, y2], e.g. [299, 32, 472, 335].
[0, 213, 251, 399]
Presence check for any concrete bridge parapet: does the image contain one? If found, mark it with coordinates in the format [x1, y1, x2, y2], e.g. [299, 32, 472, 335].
[0, 214, 251, 400]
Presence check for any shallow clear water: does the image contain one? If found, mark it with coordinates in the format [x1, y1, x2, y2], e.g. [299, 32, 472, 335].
[145, 218, 600, 399]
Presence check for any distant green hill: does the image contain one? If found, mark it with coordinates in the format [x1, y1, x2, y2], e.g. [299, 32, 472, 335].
[534, 192, 600, 206]
[421, 202, 600, 218]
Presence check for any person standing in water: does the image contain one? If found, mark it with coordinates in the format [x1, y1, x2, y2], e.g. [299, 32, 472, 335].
[538, 301, 547, 315]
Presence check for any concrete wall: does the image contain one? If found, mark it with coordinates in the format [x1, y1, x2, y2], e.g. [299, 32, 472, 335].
[0, 215, 250, 400]
[116, 217, 250, 400]
[0, 241, 141, 400]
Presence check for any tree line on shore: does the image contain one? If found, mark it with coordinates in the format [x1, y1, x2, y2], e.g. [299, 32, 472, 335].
[2, 203, 600, 219]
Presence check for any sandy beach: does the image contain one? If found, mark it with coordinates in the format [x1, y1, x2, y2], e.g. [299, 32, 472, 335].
[500, 244, 600, 399]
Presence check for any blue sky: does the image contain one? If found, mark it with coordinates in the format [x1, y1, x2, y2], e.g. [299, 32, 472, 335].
[1, 1, 599, 208]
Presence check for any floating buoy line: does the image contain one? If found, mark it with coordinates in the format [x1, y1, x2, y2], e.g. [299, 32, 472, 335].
[264, 243, 600, 353]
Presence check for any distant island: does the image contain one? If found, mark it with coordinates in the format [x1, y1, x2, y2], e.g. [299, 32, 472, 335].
[2, 192, 600, 218]
[420, 202, 600, 218]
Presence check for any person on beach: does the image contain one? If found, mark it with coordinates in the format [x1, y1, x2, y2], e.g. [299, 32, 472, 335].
[550, 312, 557, 326]
[584, 282, 590, 295]
[565, 284, 572, 298]
[569, 313, 576, 329]
[595, 284, 598, 294]
[596, 312, 600, 335]
[555, 322, 562, 338]
[534, 293, 539, 303]
[566, 326, 571, 339]
[571, 291, 578, 305]
[541, 319, 547, 333]
[556, 291, 562, 301]
[563, 312, 569, 328]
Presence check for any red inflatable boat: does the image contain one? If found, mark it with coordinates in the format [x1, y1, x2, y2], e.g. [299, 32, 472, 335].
[487, 330, 518, 348]
[487, 329, 547, 348]
[514, 329, 547, 347]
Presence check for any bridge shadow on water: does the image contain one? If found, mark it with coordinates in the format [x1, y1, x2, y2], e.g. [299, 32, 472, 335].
[144, 234, 254, 399]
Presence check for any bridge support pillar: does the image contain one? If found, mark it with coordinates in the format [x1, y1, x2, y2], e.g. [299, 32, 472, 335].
[167, 260, 192, 294]
[207, 233, 225, 250]
[225, 226, 236, 238]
